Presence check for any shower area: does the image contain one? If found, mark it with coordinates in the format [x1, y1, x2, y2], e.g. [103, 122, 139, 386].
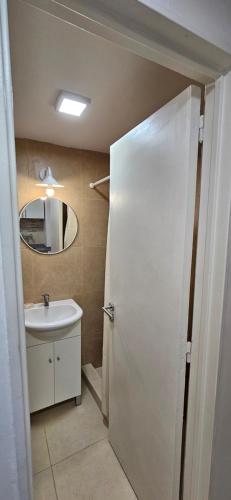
[82, 174, 111, 422]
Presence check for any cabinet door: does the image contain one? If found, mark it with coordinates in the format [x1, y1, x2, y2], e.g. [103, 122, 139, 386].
[54, 337, 81, 404]
[27, 344, 54, 413]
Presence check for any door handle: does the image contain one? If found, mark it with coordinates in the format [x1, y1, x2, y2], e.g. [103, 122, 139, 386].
[102, 303, 115, 322]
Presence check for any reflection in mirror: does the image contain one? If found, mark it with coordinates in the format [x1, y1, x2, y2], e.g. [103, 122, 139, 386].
[20, 198, 78, 254]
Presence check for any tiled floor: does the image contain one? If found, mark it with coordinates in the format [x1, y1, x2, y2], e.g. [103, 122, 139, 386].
[31, 382, 137, 500]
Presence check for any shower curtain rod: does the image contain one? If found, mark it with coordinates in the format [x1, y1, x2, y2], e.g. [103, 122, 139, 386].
[89, 175, 110, 189]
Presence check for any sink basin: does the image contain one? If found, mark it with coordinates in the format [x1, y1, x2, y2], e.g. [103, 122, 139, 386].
[25, 299, 83, 334]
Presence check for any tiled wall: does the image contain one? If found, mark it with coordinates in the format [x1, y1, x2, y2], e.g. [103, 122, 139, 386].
[16, 139, 109, 367]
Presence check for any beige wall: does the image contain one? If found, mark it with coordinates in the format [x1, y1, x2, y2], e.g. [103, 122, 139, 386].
[16, 139, 109, 367]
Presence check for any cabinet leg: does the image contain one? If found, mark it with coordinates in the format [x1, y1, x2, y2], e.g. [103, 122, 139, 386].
[75, 395, 81, 406]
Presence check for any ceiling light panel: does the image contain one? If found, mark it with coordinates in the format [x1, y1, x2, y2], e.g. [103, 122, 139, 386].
[56, 91, 91, 117]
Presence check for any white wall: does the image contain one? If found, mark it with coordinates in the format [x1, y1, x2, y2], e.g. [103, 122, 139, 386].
[138, 0, 231, 54]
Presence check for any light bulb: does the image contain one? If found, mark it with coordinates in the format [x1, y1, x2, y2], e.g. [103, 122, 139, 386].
[46, 187, 55, 197]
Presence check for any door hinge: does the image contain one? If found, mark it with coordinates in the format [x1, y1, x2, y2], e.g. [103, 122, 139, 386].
[186, 341, 192, 364]
[102, 302, 115, 322]
[199, 114, 204, 144]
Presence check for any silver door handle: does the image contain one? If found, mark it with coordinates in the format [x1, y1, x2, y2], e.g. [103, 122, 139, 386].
[102, 303, 115, 322]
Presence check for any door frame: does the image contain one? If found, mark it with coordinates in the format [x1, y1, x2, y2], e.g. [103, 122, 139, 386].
[1, 1, 231, 499]
[0, 1, 32, 499]
[183, 77, 225, 500]
[23, 0, 227, 84]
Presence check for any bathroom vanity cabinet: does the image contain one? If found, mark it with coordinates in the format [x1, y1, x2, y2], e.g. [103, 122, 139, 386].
[26, 321, 81, 413]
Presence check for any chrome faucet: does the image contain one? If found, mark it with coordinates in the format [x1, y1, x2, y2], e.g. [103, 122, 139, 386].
[42, 293, 50, 307]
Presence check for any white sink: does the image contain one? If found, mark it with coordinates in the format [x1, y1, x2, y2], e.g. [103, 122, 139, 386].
[25, 299, 83, 336]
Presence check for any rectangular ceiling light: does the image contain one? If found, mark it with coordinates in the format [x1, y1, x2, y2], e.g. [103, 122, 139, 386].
[56, 91, 91, 117]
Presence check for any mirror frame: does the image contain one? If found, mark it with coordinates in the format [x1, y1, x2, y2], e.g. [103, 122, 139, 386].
[19, 197, 79, 255]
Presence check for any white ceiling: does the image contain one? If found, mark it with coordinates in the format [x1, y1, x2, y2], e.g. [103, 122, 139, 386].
[9, 0, 195, 153]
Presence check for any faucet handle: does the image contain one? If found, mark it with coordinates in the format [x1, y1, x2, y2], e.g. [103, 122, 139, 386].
[42, 293, 50, 306]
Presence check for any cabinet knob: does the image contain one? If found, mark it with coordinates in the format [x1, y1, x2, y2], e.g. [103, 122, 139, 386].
[49, 358, 52, 363]
[57, 356, 60, 361]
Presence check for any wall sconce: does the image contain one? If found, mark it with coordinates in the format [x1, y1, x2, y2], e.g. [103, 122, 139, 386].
[36, 167, 64, 197]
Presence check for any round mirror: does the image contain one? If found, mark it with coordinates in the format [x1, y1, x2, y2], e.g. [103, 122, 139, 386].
[19, 198, 78, 254]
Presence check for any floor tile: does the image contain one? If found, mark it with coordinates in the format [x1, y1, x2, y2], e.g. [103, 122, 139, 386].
[33, 468, 57, 500]
[44, 383, 107, 464]
[53, 439, 137, 500]
[31, 417, 50, 474]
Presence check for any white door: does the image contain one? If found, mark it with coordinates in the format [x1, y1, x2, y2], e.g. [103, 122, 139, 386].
[27, 344, 54, 412]
[54, 337, 81, 403]
[109, 86, 201, 500]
